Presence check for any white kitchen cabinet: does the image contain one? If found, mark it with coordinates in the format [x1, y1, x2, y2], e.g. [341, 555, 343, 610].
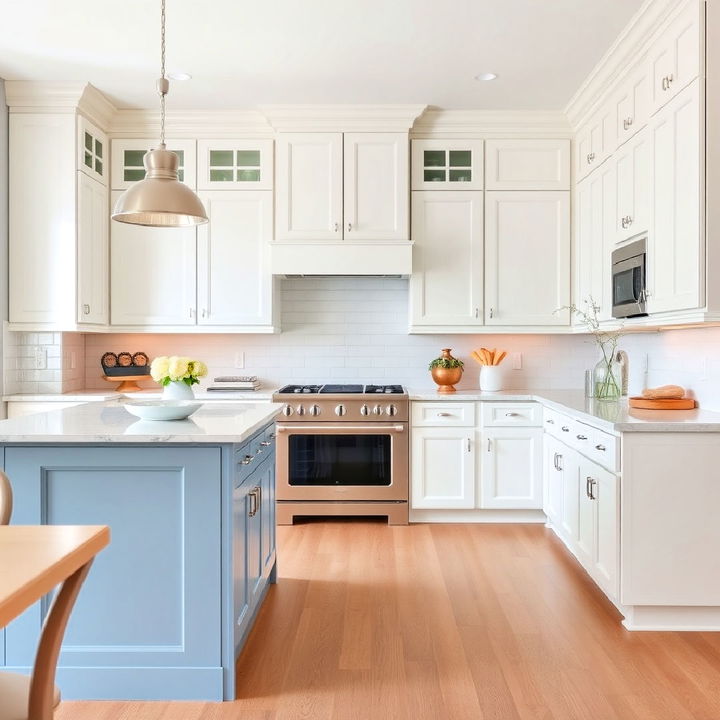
[648, 80, 702, 314]
[650, 0, 702, 113]
[275, 132, 342, 240]
[485, 139, 570, 191]
[409, 191, 483, 328]
[110, 138, 196, 190]
[479, 427, 543, 510]
[197, 139, 273, 191]
[575, 160, 615, 320]
[77, 173, 109, 325]
[9, 112, 108, 329]
[576, 105, 616, 181]
[559, 447, 580, 546]
[110, 191, 197, 327]
[196, 191, 274, 326]
[615, 128, 651, 244]
[344, 133, 408, 240]
[614, 62, 652, 147]
[543, 435, 565, 526]
[411, 427, 475, 509]
[484, 191, 570, 326]
[78, 117, 108, 185]
[411, 139, 484, 190]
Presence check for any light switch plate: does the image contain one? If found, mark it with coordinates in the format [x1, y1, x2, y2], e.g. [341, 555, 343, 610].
[234, 352, 245, 369]
[511, 352, 522, 370]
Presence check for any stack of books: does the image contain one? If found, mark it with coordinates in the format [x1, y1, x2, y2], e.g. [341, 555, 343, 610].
[207, 375, 261, 392]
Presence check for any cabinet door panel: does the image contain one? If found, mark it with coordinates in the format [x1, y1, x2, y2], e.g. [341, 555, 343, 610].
[593, 465, 619, 600]
[543, 436, 563, 524]
[485, 191, 570, 325]
[344, 132, 408, 240]
[78, 117, 107, 185]
[485, 139, 570, 191]
[560, 448, 580, 546]
[110, 192, 197, 326]
[411, 139, 484, 191]
[275, 133, 343, 241]
[480, 428, 543, 509]
[197, 139, 273, 191]
[110, 139, 196, 190]
[410, 191, 483, 326]
[615, 129, 651, 243]
[576, 468, 595, 570]
[77, 173, 108, 326]
[648, 81, 702, 313]
[197, 191, 273, 326]
[411, 427, 474, 509]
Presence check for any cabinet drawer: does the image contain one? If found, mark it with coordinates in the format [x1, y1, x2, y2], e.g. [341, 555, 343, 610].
[543, 407, 574, 440]
[412, 402, 475, 427]
[481, 402, 541, 427]
[588, 428, 620, 472]
[570, 419, 595, 453]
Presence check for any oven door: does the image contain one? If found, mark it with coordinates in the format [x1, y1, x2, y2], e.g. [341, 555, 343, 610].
[275, 422, 408, 502]
[612, 254, 646, 318]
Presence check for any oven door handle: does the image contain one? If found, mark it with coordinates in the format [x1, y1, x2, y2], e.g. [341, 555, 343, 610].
[275, 424, 406, 433]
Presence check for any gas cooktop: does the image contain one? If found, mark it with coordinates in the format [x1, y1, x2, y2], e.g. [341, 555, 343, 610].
[277, 384, 405, 395]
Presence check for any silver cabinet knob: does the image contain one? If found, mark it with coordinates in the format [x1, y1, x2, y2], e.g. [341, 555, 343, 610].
[546, 419, 555, 424]
[296, 405, 306, 416]
[347, 222, 352, 232]
[576, 434, 588, 441]
[241, 454, 254, 465]
[561, 426, 570, 432]
[282, 405, 293, 417]
[386, 404, 397, 417]
[360, 404, 370, 416]
[595, 444, 606, 451]
[334, 222, 340, 232]
[309, 404, 321, 416]
[372, 405, 383, 416]
[335, 404, 346, 417]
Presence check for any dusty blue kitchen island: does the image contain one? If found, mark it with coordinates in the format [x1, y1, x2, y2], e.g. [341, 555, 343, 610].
[0, 400, 280, 701]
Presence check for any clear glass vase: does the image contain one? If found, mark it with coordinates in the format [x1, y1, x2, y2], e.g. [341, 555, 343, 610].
[593, 357, 621, 401]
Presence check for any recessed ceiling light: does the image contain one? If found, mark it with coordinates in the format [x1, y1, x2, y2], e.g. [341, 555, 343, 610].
[168, 72, 192, 81]
[474, 72, 498, 82]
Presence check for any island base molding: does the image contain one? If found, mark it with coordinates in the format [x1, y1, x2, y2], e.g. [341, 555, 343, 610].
[410, 509, 547, 524]
[620, 606, 720, 632]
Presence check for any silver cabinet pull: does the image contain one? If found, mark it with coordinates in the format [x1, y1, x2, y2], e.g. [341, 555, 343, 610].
[83, 303, 90, 315]
[347, 222, 352, 232]
[589, 478, 597, 501]
[557, 454, 563, 472]
[260, 440, 271, 447]
[489, 307, 494, 319]
[474, 307, 479, 318]
[546, 419, 555, 425]
[553, 452, 559, 471]
[576, 434, 588, 441]
[334, 222, 340, 232]
[240, 454, 254, 465]
[505, 412, 519, 417]
[248, 487, 259, 517]
[466, 437, 471, 453]
[561, 426, 570, 432]
[586, 476, 591, 498]
[189, 307, 194, 318]
[437, 412, 452, 417]
[595, 444, 606, 451]
[487, 437, 491, 453]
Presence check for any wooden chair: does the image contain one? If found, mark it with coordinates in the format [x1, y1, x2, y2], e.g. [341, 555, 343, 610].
[0, 469, 67, 720]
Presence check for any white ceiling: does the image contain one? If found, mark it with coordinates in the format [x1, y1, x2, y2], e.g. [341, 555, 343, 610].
[0, 0, 646, 111]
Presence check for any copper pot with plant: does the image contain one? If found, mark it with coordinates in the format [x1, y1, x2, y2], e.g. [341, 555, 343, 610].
[429, 348, 464, 393]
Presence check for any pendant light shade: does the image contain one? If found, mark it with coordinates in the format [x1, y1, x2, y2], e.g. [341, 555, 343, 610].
[112, 145, 208, 227]
[111, 0, 208, 228]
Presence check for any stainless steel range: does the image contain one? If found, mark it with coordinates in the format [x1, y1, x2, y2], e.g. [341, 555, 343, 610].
[272, 384, 409, 525]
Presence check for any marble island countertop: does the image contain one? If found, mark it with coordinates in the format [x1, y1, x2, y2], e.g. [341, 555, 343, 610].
[407, 388, 720, 433]
[2, 389, 278, 402]
[0, 400, 281, 444]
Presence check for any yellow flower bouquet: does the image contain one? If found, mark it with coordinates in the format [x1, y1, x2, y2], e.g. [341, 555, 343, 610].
[150, 355, 208, 388]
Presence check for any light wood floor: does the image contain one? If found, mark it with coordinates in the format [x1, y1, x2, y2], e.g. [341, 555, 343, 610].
[59, 521, 720, 720]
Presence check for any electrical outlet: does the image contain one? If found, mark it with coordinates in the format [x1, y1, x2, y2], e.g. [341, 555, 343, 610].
[511, 352, 522, 370]
[35, 347, 47, 370]
[234, 352, 245, 369]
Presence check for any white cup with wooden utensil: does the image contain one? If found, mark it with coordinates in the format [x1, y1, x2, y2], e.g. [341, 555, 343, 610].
[472, 347, 507, 392]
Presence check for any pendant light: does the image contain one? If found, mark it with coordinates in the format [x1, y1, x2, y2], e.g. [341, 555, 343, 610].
[112, 0, 208, 227]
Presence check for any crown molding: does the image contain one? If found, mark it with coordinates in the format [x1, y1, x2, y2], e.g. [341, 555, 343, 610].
[77, 83, 118, 130]
[109, 109, 273, 137]
[410, 109, 572, 137]
[260, 104, 427, 132]
[564, 0, 688, 129]
[4, 82, 87, 112]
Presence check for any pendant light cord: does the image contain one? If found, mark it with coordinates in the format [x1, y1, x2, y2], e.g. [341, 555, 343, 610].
[158, 0, 167, 147]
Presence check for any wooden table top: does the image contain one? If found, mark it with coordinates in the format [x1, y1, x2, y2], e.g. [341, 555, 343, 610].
[0, 525, 110, 628]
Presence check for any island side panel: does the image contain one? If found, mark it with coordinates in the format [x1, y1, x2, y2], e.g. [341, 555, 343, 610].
[621, 432, 720, 607]
[2, 445, 225, 701]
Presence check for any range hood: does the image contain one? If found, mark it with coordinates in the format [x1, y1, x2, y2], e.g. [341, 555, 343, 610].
[270, 241, 413, 276]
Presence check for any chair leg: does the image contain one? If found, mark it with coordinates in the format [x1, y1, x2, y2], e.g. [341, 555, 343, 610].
[28, 559, 94, 720]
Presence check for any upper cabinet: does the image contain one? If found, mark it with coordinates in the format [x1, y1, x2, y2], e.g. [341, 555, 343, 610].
[614, 128, 651, 244]
[275, 132, 408, 242]
[485, 139, 570, 191]
[485, 191, 570, 326]
[197, 139, 273, 190]
[111, 139, 197, 190]
[613, 62, 651, 148]
[576, 106, 616, 181]
[650, 0, 702, 113]
[411, 139, 484, 190]
[9, 112, 108, 329]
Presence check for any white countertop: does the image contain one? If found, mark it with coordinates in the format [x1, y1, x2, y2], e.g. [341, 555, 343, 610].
[2, 389, 278, 402]
[0, 400, 281, 444]
[407, 388, 720, 433]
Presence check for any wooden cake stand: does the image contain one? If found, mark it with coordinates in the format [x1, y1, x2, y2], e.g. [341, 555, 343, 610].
[103, 375, 149, 393]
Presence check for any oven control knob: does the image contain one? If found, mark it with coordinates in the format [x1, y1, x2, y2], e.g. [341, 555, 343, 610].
[372, 405, 383, 416]
[296, 405, 306, 416]
[360, 404, 370, 416]
[386, 404, 397, 417]
[335, 404, 347, 417]
[309, 404, 321, 416]
[282, 405, 293, 417]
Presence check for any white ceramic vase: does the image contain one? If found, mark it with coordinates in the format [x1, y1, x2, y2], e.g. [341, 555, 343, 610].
[480, 366, 503, 392]
[162, 380, 195, 401]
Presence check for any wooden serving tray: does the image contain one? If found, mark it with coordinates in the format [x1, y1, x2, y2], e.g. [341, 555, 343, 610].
[629, 396, 696, 410]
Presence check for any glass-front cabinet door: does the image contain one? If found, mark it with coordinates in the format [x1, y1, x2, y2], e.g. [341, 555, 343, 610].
[411, 139, 484, 190]
[77, 117, 108, 185]
[110, 139, 197, 190]
[197, 139, 273, 190]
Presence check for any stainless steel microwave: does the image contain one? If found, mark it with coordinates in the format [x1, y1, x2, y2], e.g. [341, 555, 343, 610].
[612, 237, 648, 318]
